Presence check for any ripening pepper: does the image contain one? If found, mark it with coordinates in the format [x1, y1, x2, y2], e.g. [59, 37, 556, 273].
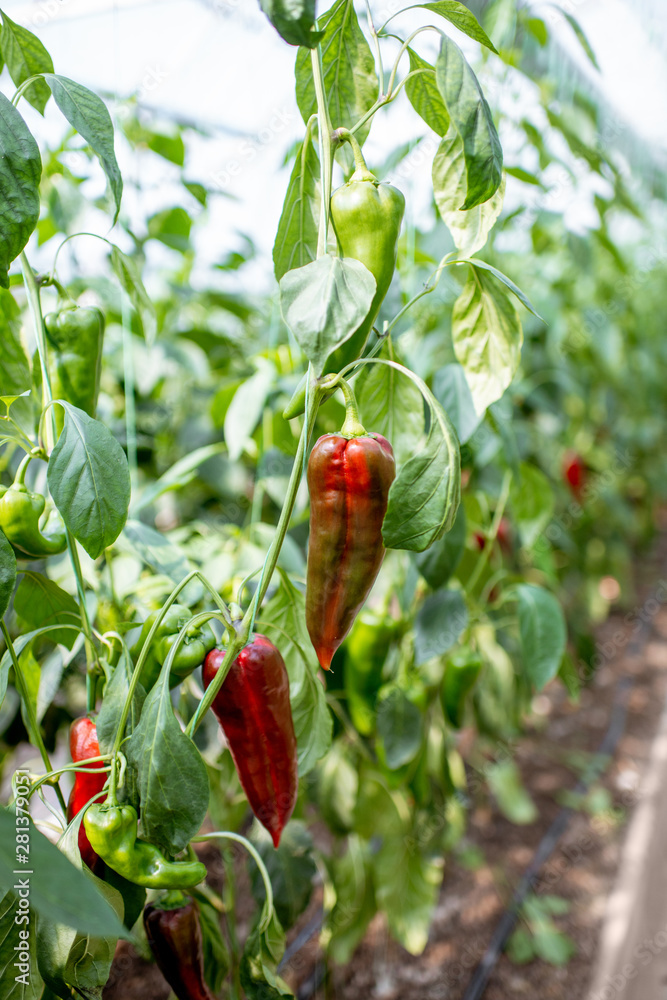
[144, 892, 215, 1000]
[203, 635, 298, 848]
[83, 803, 207, 889]
[67, 717, 107, 872]
[440, 648, 483, 729]
[44, 306, 105, 434]
[0, 457, 66, 559]
[282, 136, 404, 420]
[129, 604, 217, 690]
[562, 451, 586, 501]
[306, 425, 395, 671]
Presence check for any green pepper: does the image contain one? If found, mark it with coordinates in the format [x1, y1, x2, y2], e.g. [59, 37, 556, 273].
[283, 136, 404, 419]
[83, 804, 206, 889]
[440, 648, 483, 729]
[44, 306, 105, 434]
[344, 616, 395, 735]
[129, 604, 217, 690]
[0, 456, 66, 559]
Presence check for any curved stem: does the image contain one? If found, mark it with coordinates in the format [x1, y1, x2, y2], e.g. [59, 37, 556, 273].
[13, 452, 34, 486]
[333, 128, 374, 180]
[20, 254, 56, 452]
[1, 619, 67, 813]
[338, 379, 366, 437]
[386, 26, 438, 98]
[50, 233, 114, 283]
[192, 831, 275, 931]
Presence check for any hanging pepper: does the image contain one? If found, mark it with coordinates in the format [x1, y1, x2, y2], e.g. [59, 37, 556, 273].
[44, 305, 105, 434]
[67, 717, 107, 872]
[306, 385, 395, 670]
[0, 455, 66, 559]
[129, 604, 217, 690]
[83, 803, 207, 889]
[144, 892, 215, 1000]
[440, 648, 483, 729]
[283, 133, 404, 419]
[203, 634, 298, 848]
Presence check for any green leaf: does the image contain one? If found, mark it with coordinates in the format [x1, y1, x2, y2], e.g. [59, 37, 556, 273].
[510, 462, 554, 549]
[418, 2, 498, 53]
[131, 443, 225, 514]
[44, 75, 122, 223]
[273, 136, 320, 282]
[0, 289, 31, 398]
[505, 165, 542, 186]
[0, 93, 41, 289]
[324, 835, 376, 964]
[432, 127, 505, 256]
[260, 572, 332, 775]
[451, 266, 523, 416]
[559, 10, 600, 70]
[295, 0, 378, 145]
[464, 257, 543, 319]
[0, 808, 128, 938]
[414, 589, 467, 664]
[121, 519, 192, 591]
[431, 362, 481, 445]
[125, 667, 209, 855]
[0, 626, 80, 715]
[435, 35, 502, 209]
[373, 830, 443, 955]
[0, 11, 53, 115]
[14, 572, 80, 649]
[377, 689, 422, 768]
[382, 388, 461, 552]
[0, 529, 16, 620]
[414, 501, 466, 589]
[259, 0, 322, 47]
[0, 888, 44, 999]
[224, 360, 276, 461]
[147, 206, 191, 252]
[109, 245, 156, 345]
[315, 741, 358, 833]
[96, 646, 146, 753]
[516, 583, 567, 690]
[354, 342, 425, 465]
[279, 256, 376, 377]
[47, 403, 131, 559]
[250, 822, 316, 931]
[197, 895, 230, 994]
[405, 49, 450, 137]
[486, 758, 537, 824]
[240, 912, 291, 999]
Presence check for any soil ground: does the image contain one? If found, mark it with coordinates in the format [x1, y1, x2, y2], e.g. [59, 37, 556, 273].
[104, 536, 667, 1000]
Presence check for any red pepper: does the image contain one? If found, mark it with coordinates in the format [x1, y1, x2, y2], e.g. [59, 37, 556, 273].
[144, 893, 214, 1000]
[305, 432, 395, 670]
[203, 635, 298, 848]
[67, 717, 107, 872]
[562, 451, 586, 500]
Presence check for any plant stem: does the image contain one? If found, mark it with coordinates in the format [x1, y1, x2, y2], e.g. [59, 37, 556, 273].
[338, 379, 366, 437]
[1, 619, 67, 813]
[20, 254, 56, 452]
[311, 45, 334, 257]
[467, 470, 513, 598]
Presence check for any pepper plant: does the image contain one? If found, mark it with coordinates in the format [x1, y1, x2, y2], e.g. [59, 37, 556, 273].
[0, 1, 664, 996]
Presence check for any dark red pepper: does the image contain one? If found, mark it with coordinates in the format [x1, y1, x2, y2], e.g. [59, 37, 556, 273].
[67, 717, 107, 872]
[305, 431, 395, 670]
[562, 451, 586, 500]
[144, 892, 214, 1000]
[203, 635, 298, 848]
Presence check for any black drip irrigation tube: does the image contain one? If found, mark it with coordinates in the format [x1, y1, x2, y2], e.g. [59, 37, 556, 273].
[280, 618, 650, 1000]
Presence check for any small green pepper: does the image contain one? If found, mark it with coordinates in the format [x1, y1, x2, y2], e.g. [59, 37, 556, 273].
[83, 804, 206, 889]
[440, 648, 483, 729]
[129, 604, 217, 690]
[45, 305, 105, 434]
[0, 456, 66, 559]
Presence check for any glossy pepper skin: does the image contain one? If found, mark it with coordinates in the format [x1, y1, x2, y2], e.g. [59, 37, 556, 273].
[306, 433, 395, 670]
[0, 481, 66, 559]
[282, 163, 404, 420]
[129, 604, 217, 690]
[83, 804, 207, 889]
[45, 306, 105, 434]
[441, 649, 483, 729]
[203, 635, 298, 848]
[144, 893, 214, 1000]
[67, 717, 107, 872]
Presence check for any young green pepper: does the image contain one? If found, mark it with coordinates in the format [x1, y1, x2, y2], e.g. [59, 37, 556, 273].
[129, 604, 217, 690]
[0, 456, 66, 559]
[83, 804, 207, 889]
[441, 648, 483, 729]
[44, 305, 105, 434]
[283, 134, 404, 420]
